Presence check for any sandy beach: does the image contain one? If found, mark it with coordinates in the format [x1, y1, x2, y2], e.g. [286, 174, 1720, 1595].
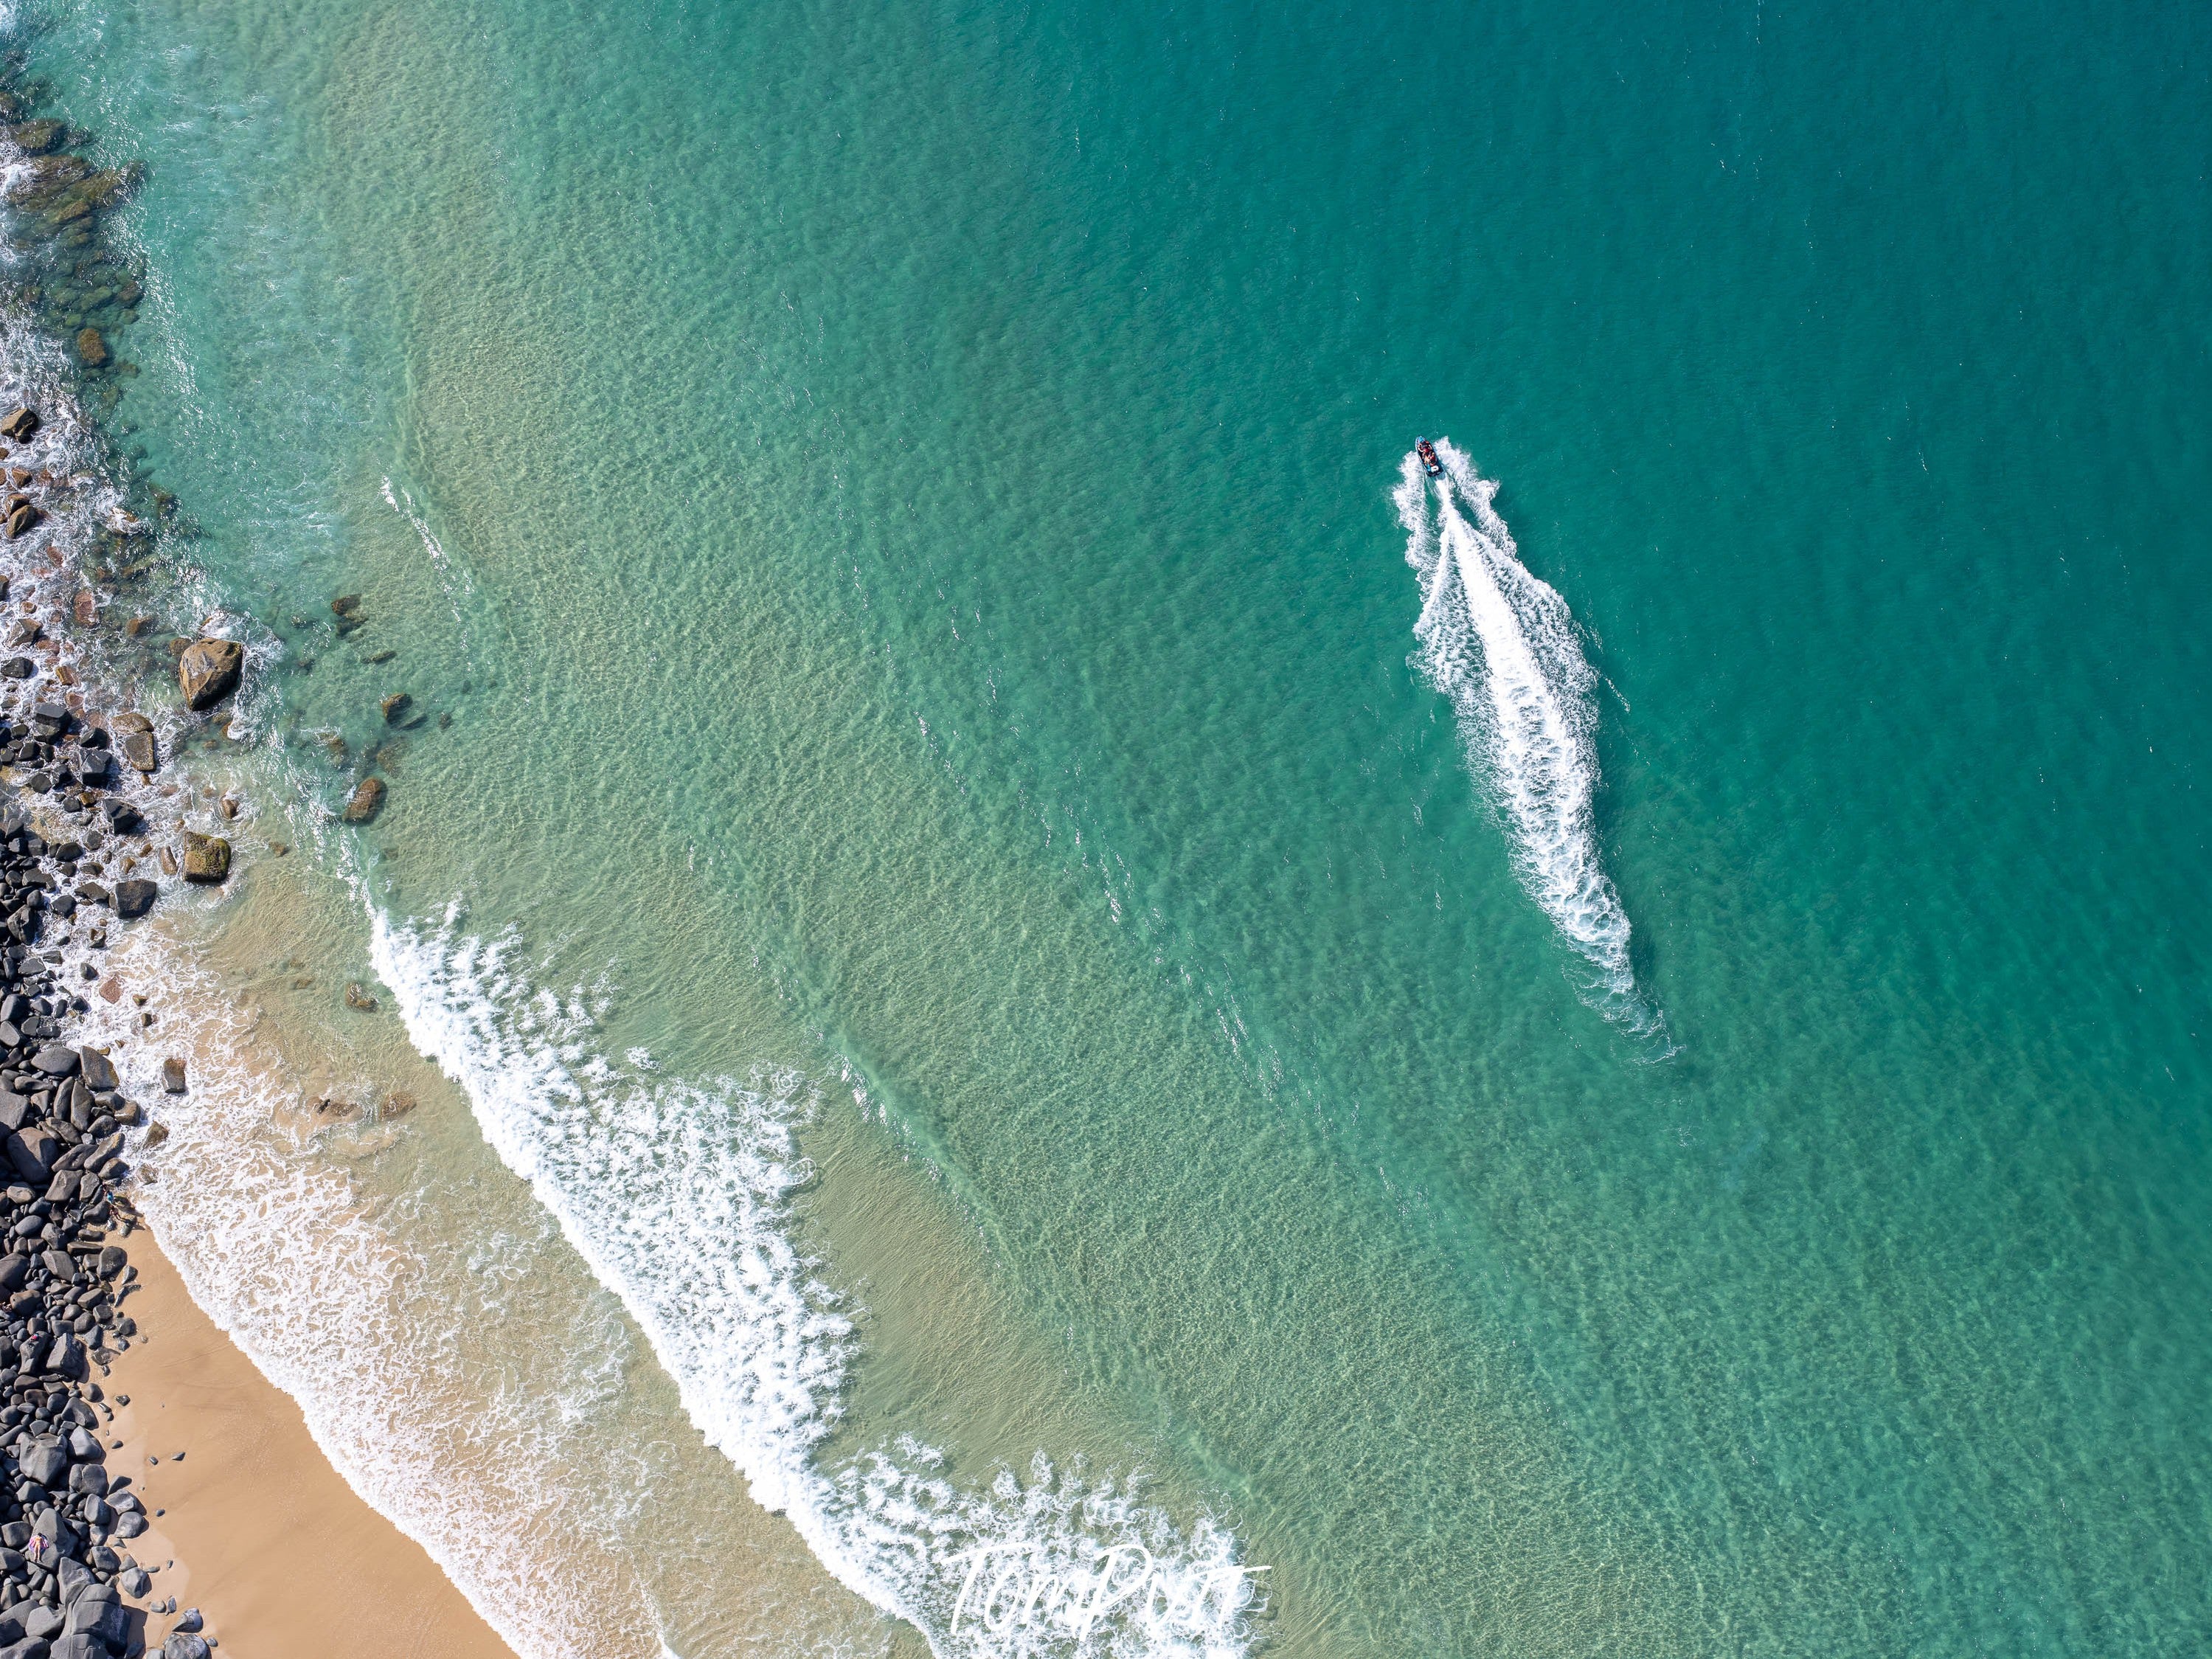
[100, 1227, 513, 1659]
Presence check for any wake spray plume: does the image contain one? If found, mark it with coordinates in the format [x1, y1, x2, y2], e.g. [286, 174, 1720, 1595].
[1395, 441, 1665, 1039]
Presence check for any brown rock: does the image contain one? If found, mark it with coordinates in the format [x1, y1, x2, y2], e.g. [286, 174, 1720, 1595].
[380, 692, 412, 724]
[344, 983, 379, 1012]
[341, 775, 386, 823]
[382, 1092, 417, 1118]
[72, 591, 97, 626]
[160, 1058, 187, 1095]
[74, 328, 106, 367]
[124, 615, 150, 637]
[178, 637, 243, 710]
[330, 594, 361, 617]
[0, 408, 37, 443]
[119, 727, 157, 772]
[181, 831, 230, 884]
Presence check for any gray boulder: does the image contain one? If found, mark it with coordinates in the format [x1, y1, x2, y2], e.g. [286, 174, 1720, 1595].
[2, 1635, 55, 1659]
[62, 1589, 122, 1647]
[4, 1129, 56, 1182]
[30, 1048, 77, 1079]
[49, 1638, 100, 1659]
[66, 1427, 100, 1463]
[33, 1509, 77, 1558]
[24, 1603, 63, 1637]
[74, 1051, 117, 1092]
[111, 880, 156, 921]
[111, 1511, 145, 1540]
[117, 1568, 148, 1597]
[54, 1559, 91, 1603]
[162, 1638, 209, 1659]
[20, 1440, 67, 1486]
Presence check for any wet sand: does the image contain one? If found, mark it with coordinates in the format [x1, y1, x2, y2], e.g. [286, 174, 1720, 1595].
[100, 1225, 515, 1659]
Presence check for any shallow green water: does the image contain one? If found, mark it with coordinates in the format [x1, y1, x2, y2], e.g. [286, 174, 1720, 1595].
[21, 0, 2212, 1652]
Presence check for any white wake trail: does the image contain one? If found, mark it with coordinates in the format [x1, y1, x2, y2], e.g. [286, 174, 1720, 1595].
[1396, 442, 1660, 1034]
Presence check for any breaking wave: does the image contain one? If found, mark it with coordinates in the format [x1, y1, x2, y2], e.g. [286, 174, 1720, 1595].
[1395, 441, 1661, 1036]
[372, 907, 1263, 1659]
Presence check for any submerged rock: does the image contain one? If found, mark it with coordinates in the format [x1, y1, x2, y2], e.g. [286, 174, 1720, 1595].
[379, 691, 412, 724]
[4, 120, 64, 156]
[341, 775, 386, 823]
[178, 637, 243, 710]
[72, 328, 105, 368]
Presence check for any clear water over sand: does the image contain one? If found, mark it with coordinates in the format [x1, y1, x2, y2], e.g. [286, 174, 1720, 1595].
[17, 0, 2212, 1653]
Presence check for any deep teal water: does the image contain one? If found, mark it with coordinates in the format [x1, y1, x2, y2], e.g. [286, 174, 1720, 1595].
[19, 0, 2212, 1653]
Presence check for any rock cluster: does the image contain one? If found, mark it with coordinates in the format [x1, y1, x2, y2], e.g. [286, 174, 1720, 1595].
[0, 75, 244, 1658]
[0, 825, 159, 1659]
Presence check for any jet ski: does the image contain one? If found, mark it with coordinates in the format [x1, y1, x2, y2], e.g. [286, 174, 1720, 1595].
[1417, 439, 1443, 478]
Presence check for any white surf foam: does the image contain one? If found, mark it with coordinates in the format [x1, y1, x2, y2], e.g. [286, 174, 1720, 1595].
[68, 929, 657, 1659]
[372, 907, 1263, 1659]
[1395, 442, 1660, 1033]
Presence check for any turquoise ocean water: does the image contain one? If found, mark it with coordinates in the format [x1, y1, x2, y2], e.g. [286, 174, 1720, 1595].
[9, 0, 2211, 1653]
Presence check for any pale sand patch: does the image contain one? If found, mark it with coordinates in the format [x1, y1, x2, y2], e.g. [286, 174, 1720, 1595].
[95, 1225, 516, 1659]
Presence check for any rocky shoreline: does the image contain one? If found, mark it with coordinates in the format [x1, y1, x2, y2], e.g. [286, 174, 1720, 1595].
[0, 391, 240, 1659]
[0, 52, 268, 1659]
